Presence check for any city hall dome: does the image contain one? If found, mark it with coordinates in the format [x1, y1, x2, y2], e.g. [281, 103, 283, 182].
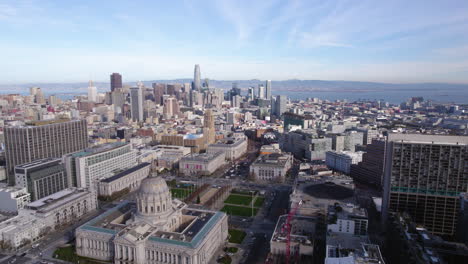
[135, 176, 173, 225]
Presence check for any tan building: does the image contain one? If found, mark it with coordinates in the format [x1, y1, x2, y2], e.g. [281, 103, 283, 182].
[179, 152, 225, 176]
[250, 153, 293, 182]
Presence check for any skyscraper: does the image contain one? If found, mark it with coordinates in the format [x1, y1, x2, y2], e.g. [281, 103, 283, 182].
[203, 109, 216, 145]
[258, 84, 265, 99]
[152, 83, 165, 105]
[382, 134, 468, 237]
[273, 95, 287, 117]
[4, 119, 88, 185]
[193, 64, 201, 91]
[248, 87, 255, 101]
[87, 80, 97, 102]
[110, 73, 123, 91]
[265, 80, 272, 99]
[130, 86, 144, 122]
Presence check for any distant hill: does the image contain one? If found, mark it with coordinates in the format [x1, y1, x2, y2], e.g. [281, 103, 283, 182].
[0, 79, 467, 94]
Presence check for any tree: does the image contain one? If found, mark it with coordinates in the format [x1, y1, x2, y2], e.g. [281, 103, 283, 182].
[196, 195, 201, 204]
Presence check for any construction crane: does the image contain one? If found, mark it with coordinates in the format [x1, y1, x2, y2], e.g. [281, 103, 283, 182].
[285, 200, 302, 264]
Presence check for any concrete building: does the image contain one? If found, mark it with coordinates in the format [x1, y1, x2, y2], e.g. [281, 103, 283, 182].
[327, 203, 368, 236]
[163, 96, 180, 118]
[207, 135, 247, 161]
[0, 186, 31, 212]
[250, 153, 293, 182]
[281, 130, 332, 160]
[64, 142, 137, 191]
[179, 152, 225, 176]
[325, 151, 364, 174]
[382, 134, 468, 237]
[350, 139, 386, 187]
[272, 95, 287, 117]
[75, 176, 228, 264]
[15, 158, 68, 201]
[265, 80, 272, 99]
[4, 119, 88, 184]
[98, 162, 151, 198]
[26, 188, 97, 229]
[130, 86, 144, 122]
[0, 210, 47, 250]
[283, 112, 314, 131]
[270, 214, 315, 259]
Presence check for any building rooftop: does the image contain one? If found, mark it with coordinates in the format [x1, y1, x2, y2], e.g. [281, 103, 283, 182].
[251, 153, 292, 167]
[78, 201, 225, 249]
[26, 188, 90, 214]
[72, 142, 128, 158]
[14, 158, 61, 170]
[101, 162, 150, 183]
[181, 152, 223, 162]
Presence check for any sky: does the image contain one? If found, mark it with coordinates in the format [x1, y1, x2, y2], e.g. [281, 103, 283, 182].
[1, 0, 468, 84]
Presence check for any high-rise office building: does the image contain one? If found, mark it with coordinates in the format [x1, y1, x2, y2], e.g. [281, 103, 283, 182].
[34, 87, 46, 104]
[273, 95, 287, 117]
[204, 109, 216, 145]
[163, 96, 180, 118]
[258, 84, 265, 99]
[4, 119, 88, 184]
[87, 80, 97, 102]
[265, 80, 272, 99]
[130, 86, 144, 122]
[248, 87, 255, 101]
[110, 73, 123, 91]
[382, 134, 468, 237]
[193, 64, 201, 91]
[152, 83, 165, 105]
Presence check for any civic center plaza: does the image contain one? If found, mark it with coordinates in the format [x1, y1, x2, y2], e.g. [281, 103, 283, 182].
[75, 175, 228, 264]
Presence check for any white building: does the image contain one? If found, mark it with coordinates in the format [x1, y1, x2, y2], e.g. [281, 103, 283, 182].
[0, 188, 97, 251]
[98, 162, 151, 197]
[64, 142, 137, 191]
[0, 210, 47, 250]
[327, 203, 368, 236]
[179, 152, 225, 176]
[0, 186, 31, 212]
[76, 176, 229, 264]
[325, 151, 363, 174]
[250, 153, 293, 182]
[207, 135, 247, 161]
[88, 80, 98, 102]
[26, 188, 97, 229]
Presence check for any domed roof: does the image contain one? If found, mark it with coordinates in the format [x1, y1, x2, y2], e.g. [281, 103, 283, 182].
[138, 176, 170, 196]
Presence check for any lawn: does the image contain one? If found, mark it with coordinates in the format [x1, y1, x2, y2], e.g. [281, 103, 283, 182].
[226, 247, 239, 253]
[222, 205, 258, 217]
[228, 229, 246, 244]
[218, 255, 232, 264]
[224, 194, 253, 206]
[170, 188, 193, 199]
[254, 197, 265, 207]
[54, 246, 107, 264]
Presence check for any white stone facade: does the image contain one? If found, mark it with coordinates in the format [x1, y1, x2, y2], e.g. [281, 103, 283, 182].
[26, 188, 97, 229]
[250, 153, 293, 182]
[76, 176, 229, 264]
[179, 152, 225, 176]
[207, 135, 247, 161]
[98, 162, 151, 197]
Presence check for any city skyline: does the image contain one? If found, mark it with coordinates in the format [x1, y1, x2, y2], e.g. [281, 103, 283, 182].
[1, 0, 468, 84]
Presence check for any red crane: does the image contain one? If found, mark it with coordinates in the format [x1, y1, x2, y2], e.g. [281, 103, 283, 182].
[285, 200, 302, 264]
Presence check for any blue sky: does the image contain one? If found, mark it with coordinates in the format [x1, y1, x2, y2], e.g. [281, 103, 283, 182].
[1, 0, 468, 84]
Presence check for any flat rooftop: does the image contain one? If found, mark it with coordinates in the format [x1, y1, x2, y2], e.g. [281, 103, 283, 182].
[388, 133, 468, 145]
[27, 188, 90, 213]
[101, 162, 150, 183]
[72, 142, 128, 158]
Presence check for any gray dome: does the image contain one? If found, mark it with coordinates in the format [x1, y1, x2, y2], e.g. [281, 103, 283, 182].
[138, 176, 170, 197]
